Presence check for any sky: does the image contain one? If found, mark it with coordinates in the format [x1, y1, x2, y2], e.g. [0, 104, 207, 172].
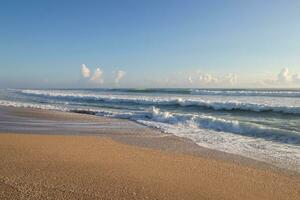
[0, 0, 300, 88]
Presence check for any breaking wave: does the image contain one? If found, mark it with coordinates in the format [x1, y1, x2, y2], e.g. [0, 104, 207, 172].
[65, 106, 300, 145]
[20, 89, 300, 114]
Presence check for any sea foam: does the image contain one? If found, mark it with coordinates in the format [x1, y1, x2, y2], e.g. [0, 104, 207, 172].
[21, 89, 300, 114]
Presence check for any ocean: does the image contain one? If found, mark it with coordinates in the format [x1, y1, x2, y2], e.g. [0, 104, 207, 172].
[0, 88, 299, 172]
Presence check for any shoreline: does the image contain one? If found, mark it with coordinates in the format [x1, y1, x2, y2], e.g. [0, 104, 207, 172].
[1, 105, 299, 176]
[0, 106, 299, 199]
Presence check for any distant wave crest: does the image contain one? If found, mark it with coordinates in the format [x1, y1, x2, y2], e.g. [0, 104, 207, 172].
[190, 89, 300, 97]
[15, 88, 300, 97]
[21, 89, 300, 114]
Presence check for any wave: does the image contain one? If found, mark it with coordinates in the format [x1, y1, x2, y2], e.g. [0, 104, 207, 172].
[104, 88, 192, 94]
[0, 100, 67, 111]
[20, 89, 300, 114]
[18, 88, 300, 97]
[1, 98, 299, 144]
[191, 89, 300, 97]
[67, 106, 300, 145]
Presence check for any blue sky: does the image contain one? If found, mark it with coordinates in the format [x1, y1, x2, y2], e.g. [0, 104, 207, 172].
[0, 0, 300, 88]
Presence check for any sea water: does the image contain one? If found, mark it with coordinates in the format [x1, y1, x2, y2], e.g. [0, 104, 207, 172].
[0, 88, 299, 172]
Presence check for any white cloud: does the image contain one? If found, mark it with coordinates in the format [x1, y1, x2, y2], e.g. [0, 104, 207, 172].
[80, 64, 104, 85]
[154, 70, 237, 87]
[198, 73, 219, 84]
[81, 64, 90, 78]
[115, 70, 126, 85]
[292, 73, 300, 83]
[224, 73, 238, 85]
[265, 68, 300, 86]
[194, 71, 237, 86]
[188, 75, 193, 84]
[90, 68, 103, 84]
[277, 68, 291, 83]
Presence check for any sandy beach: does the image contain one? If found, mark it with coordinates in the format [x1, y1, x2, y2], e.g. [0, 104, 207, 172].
[2, 0, 300, 199]
[0, 106, 299, 200]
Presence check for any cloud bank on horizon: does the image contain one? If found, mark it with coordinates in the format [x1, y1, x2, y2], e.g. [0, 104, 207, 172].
[79, 64, 299, 88]
[191, 72, 237, 86]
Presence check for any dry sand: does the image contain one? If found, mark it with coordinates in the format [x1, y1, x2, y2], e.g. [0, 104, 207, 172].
[0, 107, 299, 200]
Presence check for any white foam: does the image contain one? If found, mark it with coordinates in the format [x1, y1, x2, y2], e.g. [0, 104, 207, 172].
[191, 89, 300, 97]
[68, 106, 297, 144]
[0, 100, 67, 111]
[90, 107, 300, 172]
[20, 89, 300, 114]
[138, 119, 300, 172]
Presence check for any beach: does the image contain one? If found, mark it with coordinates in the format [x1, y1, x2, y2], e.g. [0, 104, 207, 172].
[2, 0, 300, 199]
[0, 106, 299, 200]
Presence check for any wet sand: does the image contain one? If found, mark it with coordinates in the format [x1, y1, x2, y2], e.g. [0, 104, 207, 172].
[0, 106, 299, 199]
